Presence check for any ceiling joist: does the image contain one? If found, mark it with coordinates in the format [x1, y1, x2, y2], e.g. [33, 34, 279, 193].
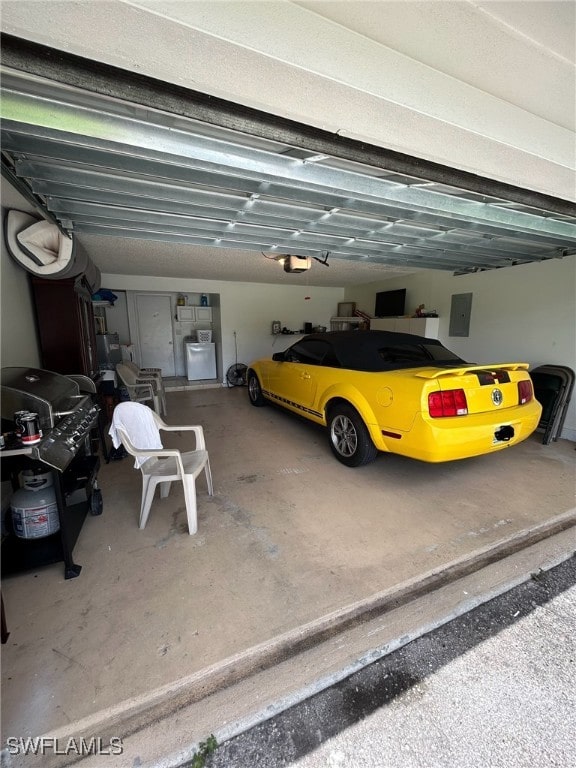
[2, 57, 575, 276]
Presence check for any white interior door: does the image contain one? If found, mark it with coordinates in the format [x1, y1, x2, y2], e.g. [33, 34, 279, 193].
[136, 294, 175, 375]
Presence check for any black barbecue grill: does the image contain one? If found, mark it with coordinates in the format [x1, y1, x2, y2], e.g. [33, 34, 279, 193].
[1, 367, 103, 578]
[1, 367, 101, 470]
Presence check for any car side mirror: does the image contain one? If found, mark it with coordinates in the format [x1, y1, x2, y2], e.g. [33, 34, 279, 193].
[272, 352, 285, 362]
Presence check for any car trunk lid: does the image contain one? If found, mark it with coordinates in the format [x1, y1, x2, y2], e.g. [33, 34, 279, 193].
[416, 363, 531, 415]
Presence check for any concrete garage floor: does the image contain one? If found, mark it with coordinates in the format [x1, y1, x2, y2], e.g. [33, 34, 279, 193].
[1, 387, 575, 764]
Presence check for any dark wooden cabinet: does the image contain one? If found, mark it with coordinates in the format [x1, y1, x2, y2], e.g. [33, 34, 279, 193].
[31, 276, 98, 377]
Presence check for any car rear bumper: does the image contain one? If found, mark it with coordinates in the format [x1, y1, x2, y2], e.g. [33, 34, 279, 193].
[377, 401, 542, 463]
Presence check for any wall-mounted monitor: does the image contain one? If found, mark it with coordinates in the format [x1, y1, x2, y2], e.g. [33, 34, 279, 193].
[374, 288, 406, 318]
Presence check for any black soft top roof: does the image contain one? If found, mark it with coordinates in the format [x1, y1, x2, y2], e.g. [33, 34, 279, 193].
[294, 330, 459, 372]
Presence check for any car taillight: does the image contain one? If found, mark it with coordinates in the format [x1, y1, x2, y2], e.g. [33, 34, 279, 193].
[428, 389, 468, 417]
[518, 380, 533, 404]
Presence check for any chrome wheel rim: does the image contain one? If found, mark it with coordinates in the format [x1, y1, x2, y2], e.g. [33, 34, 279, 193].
[248, 377, 260, 401]
[330, 415, 357, 457]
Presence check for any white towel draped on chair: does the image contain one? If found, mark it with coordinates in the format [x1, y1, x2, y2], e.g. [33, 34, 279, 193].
[109, 401, 163, 468]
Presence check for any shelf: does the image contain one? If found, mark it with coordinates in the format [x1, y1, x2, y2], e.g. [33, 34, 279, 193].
[330, 317, 363, 331]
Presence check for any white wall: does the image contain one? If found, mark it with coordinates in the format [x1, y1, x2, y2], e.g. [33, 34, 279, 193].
[346, 257, 576, 440]
[103, 273, 344, 380]
[0, 222, 41, 369]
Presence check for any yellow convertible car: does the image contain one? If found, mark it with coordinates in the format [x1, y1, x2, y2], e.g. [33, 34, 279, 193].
[247, 331, 542, 466]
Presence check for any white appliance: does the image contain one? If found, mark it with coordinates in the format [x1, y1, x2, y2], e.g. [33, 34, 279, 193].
[185, 340, 216, 381]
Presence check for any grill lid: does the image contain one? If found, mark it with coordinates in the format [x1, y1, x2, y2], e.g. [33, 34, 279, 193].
[1, 367, 84, 429]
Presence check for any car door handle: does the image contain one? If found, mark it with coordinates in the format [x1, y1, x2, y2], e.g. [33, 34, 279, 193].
[301, 372, 311, 380]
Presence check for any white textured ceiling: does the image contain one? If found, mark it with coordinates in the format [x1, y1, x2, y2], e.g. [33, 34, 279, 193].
[1, 0, 574, 286]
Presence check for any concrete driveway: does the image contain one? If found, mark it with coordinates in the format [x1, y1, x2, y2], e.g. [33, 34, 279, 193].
[209, 557, 576, 768]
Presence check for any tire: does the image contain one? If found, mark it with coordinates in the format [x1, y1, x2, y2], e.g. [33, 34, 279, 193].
[328, 403, 378, 467]
[247, 371, 267, 407]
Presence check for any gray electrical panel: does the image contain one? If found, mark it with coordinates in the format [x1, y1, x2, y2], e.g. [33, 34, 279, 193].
[449, 293, 473, 337]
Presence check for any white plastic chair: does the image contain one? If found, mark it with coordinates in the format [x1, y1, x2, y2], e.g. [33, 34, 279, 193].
[109, 401, 213, 535]
[123, 361, 167, 415]
[116, 362, 162, 414]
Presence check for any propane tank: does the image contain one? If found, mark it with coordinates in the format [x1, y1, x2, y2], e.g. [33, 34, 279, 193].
[10, 467, 60, 539]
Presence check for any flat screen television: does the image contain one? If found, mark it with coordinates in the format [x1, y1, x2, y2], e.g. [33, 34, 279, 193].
[374, 288, 406, 318]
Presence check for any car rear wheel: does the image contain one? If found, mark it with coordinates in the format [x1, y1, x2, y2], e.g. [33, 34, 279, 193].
[248, 371, 267, 407]
[328, 404, 378, 467]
